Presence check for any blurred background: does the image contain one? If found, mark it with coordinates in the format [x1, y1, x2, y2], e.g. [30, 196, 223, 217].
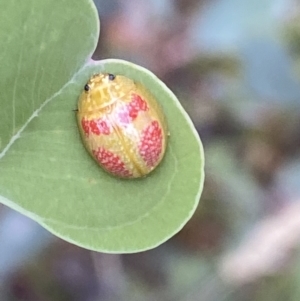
[1, 0, 300, 300]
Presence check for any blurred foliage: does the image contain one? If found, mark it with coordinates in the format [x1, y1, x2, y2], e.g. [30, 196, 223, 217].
[281, 1, 300, 77]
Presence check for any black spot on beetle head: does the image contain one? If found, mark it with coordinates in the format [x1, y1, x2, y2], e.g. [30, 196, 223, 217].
[108, 73, 115, 81]
[84, 84, 90, 92]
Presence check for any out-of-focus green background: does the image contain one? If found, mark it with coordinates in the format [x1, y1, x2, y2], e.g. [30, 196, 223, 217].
[1, 0, 300, 300]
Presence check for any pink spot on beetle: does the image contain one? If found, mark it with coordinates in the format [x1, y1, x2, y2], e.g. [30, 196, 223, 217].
[139, 120, 163, 167]
[81, 118, 90, 135]
[117, 106, 131, 125]
[128, 94, 148, 120]
[89, 118, 111, 136]
[115, 94, 148, 125]
[93, 147, 132, 178]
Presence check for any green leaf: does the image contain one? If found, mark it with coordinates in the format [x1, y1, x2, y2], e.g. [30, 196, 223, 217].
[0, 1, 204, 253]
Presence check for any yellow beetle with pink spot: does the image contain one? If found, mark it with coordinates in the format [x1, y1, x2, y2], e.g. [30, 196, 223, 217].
[77, 73, 169, 178]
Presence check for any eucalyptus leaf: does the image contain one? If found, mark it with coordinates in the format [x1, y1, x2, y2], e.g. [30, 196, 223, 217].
[0, 0, 204, 253]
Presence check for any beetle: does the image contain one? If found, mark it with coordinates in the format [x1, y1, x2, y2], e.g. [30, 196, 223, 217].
[77, 73, 168, 178]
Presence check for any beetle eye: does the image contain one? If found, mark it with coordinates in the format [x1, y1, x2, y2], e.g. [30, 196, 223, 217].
[108, 73, 115, 81]
[84, 84, 90, 92]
